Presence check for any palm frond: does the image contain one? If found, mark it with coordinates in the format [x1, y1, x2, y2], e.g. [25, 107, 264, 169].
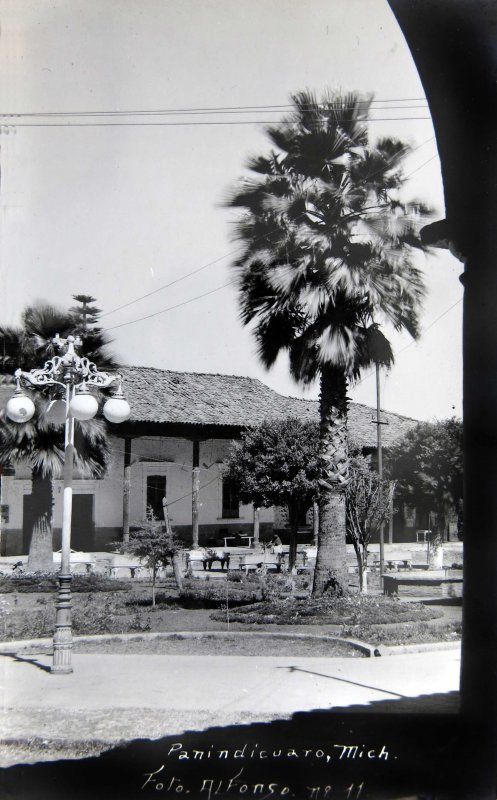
[0, 299, 119, 478]
[226, 87, 429, 386]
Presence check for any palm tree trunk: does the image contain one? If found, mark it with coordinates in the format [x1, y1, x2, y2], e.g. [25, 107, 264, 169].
[27, 469, 55, 572]
[312, 364, 349, 596]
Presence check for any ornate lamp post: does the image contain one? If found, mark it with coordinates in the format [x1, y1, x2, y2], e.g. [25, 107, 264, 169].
[6, 334, 130, 674]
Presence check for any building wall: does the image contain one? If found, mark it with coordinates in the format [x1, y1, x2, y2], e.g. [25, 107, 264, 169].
[0, 434, 275, 555]
[4, 431, 449, 555]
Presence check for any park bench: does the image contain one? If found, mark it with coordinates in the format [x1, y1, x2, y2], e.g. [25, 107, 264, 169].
[53, 549, 96, 573]
[69, 560, 95, 574]
[106, 563, 144, 579]
[383, 572, 463, 597]
[238, 552, 282, 574]
[373, 550, 413, 571]
[186, 548, 230, 571]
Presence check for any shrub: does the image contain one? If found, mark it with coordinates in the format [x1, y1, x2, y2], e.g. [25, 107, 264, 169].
[178, 573, 311, 608]
[125, 592, 180, 609]
[226, 571, 243, 583]
[14, 600, 55, 640]
[72, 594, 151, 635]
[179, 578, 262, 608]
[0, 573, 129, 593]
[354, 620, 462, 646]
[1, 591, 151, 641]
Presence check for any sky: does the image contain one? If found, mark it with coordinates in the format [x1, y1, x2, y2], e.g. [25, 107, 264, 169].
[0, 0, 463, 422]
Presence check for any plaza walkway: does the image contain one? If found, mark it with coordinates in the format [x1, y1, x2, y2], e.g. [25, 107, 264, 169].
[0, 644, 460, 764]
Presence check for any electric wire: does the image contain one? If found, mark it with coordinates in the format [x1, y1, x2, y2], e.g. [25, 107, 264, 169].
[107, 280, 236, 331]
[0, 98, 430, 118]
[0, 116, 432, 129]
[353, 297, 462, 389]
[104, 144, 438, 331]
[101, 136, 436, 320]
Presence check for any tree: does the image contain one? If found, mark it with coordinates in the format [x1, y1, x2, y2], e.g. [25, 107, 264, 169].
[226, 89, 431, 595]
[224, 417, 320, 570]
[69, 294, 117, 368]
[0, 301, 116, 570]
[124, 507, 183, 606]
[385, 417, 463, 541]
[346, 452, 395, 591]
[69, 295, 103, 333]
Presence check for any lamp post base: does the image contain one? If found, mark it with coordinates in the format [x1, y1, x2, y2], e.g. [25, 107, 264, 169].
[51, 573, 73, 675]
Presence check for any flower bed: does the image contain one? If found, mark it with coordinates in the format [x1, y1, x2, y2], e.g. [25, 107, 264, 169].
[210, 594, 444, 626]
[179, 573, 311, 608]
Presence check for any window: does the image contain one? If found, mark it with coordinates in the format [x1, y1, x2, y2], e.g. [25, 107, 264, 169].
[222, 477, 240, 519]
[146, 475, 167, 521]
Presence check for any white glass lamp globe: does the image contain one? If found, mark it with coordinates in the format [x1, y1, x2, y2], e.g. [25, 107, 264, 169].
[69, 389, 99, 421]
[103, 394, 131, 424]
[6, 392, 35, 423]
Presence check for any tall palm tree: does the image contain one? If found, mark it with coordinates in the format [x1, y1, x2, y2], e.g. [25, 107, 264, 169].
[226, 90, 431, 594]
[0, 301, 116, 571]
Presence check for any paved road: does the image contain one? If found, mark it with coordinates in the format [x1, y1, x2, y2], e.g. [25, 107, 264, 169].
[0, 646, 460, 766]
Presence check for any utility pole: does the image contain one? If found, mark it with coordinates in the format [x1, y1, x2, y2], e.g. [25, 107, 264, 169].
[122, 437, 133, 545]
[375, 363, 385, 578]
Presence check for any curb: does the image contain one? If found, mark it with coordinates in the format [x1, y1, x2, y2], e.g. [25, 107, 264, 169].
[0, 630, 460, 659]
[377, 640, 461, 656]
[0, 630, 380, 656]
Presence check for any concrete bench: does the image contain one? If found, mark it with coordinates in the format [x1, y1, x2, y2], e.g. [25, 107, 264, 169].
[238, 553, 281, 575]
[70, 560, 95, 574]
[373, 551, 413, 571]
[383, 573, 463, 597]
[53, 550, 97, 573]
[106, 564, 144, 579]
[187, 549, 230, 571]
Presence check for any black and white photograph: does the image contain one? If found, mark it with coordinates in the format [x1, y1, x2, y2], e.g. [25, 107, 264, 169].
[0, 1, 496, 798]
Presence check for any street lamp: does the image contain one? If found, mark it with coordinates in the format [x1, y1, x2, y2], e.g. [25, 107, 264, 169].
[5, 334, 130, 674]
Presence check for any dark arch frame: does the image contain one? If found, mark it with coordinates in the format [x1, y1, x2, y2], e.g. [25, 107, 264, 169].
[388, 2, 497, 796]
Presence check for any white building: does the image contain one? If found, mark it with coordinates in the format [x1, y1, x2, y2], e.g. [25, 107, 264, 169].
[0, 367, 417, 555]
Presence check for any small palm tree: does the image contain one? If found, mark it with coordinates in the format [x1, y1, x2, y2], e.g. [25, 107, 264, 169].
[0, 301, 115, 571]
[226, 90, 431, 594]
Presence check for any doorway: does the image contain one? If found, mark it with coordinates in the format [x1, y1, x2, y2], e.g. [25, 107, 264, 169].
[71, 494, 95, 551]
[146, 475, 167, 521]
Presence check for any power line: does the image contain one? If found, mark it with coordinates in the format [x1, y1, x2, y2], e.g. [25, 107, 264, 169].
[0, 98, 429, 118]
[106, 149, 439, 333]
[354, 298, 463, 388]
[0, 117, 433, 129]
[107, 281, 236, 331]
[101, 252, 242, 319]
[102, 137, 436, 321]
[1, 105, 430, 119]
[403, 153, 439, 179]
[104, 206, 395, 333]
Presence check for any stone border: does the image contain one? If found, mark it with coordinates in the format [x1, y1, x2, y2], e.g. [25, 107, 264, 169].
[0, 631, 461, 657]
[378, 640, 461, 656]
[0, 630, 381, 656]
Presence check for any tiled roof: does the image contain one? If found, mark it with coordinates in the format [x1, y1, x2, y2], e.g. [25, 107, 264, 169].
[119, 366, 417, 448]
